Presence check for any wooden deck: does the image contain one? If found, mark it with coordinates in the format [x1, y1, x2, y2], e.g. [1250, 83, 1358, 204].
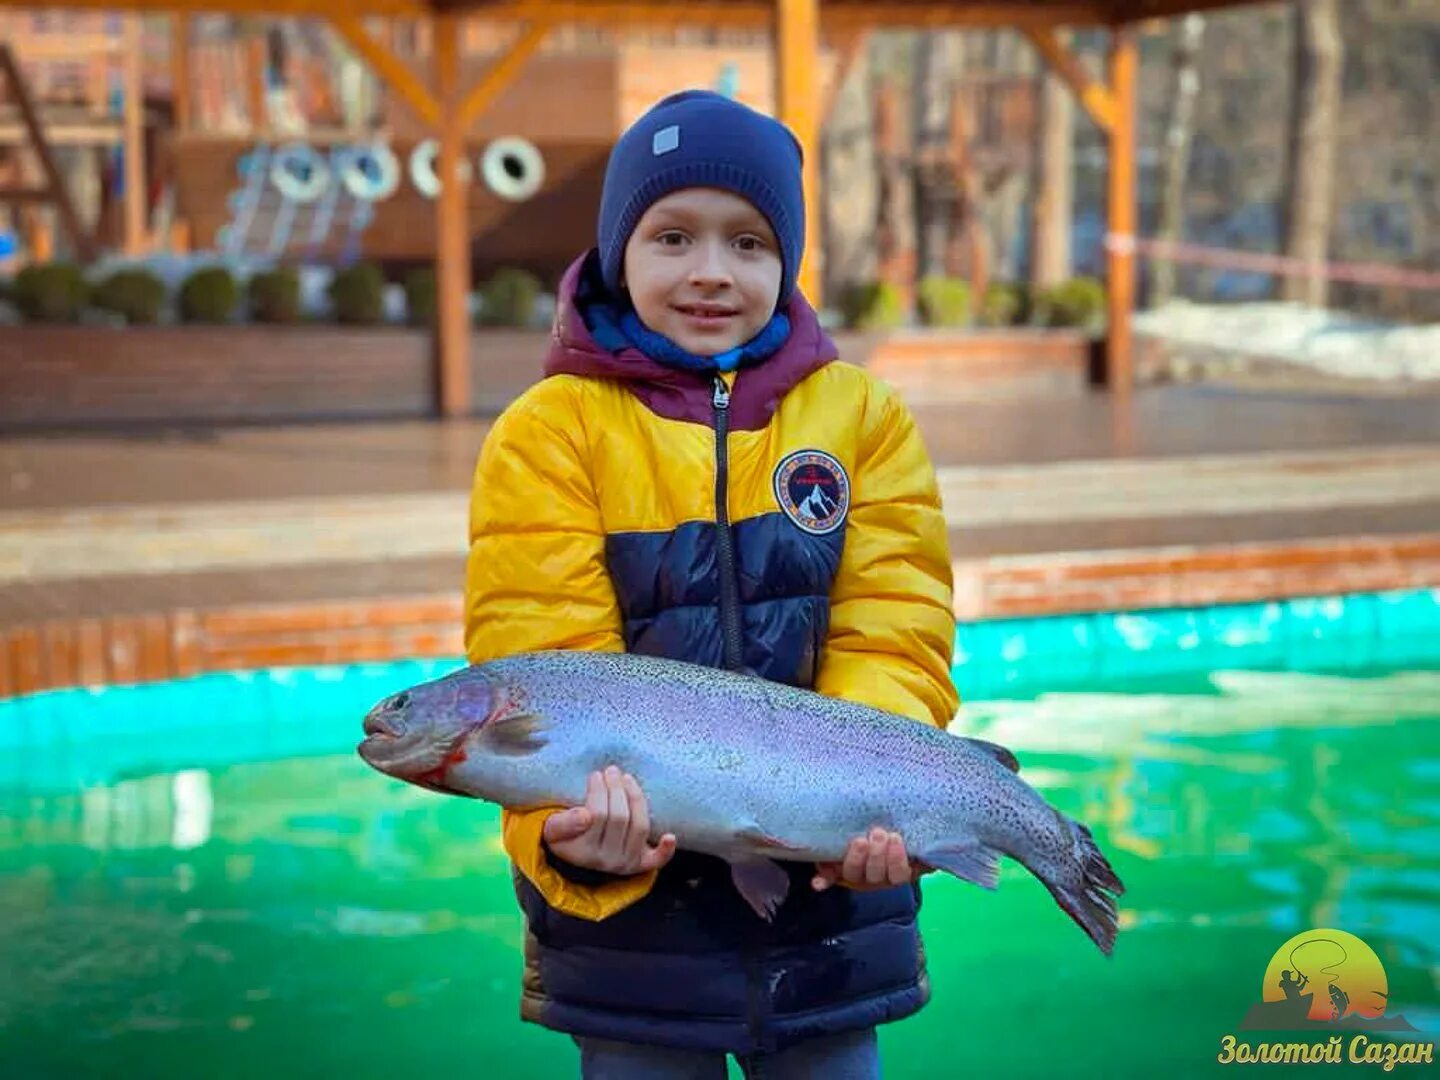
[2, 380, 1438, 696]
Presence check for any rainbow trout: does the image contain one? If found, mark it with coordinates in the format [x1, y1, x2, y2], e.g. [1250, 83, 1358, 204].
[357, 651, 1125, 954]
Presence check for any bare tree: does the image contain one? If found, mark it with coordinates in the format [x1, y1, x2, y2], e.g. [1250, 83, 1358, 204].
[1153, 14, 1206, 307]
[1030, 32, 1075, 289]
[913, 31, 964, 279]
[821, 37, 880, 302]
[1281, 0, 1343, 307]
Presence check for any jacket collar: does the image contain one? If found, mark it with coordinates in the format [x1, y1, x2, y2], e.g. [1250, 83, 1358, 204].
[544, 250, 837, 432]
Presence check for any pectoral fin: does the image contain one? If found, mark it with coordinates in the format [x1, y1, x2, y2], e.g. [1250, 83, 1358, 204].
[920, 841, 1002, 890]
[729, 858, 792, 921]
[481, 712, 549, 756]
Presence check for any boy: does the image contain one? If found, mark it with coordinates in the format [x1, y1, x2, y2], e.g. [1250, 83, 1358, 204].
[465, 90, 958, 1079]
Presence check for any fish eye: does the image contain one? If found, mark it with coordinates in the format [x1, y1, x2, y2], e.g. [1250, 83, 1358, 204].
[391, 691, 411, 710]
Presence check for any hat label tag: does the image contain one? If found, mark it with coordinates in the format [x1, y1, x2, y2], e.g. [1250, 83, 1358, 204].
[652, 125, 681, 156]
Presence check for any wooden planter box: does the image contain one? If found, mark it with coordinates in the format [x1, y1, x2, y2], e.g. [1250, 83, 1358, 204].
[0, 324, 435, 429]
[0, 324, 1103, 431]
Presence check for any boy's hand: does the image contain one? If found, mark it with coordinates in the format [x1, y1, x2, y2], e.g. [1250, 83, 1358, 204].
[812, 828, 925, 892]
[542, 766, 678, 876]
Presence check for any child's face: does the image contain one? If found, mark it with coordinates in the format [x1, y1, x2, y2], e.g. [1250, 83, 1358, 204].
[622, 188, 783, 356]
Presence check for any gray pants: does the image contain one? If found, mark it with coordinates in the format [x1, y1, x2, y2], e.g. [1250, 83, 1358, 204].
[575, 1028, 880, 1080]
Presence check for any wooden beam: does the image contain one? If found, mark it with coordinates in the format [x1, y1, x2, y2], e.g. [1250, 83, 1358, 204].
[775, 0, 822, 307]
[123, 14, 147, 255]
[434, 11, 471, 418]
[0, 0, 429, 15]
[820, 28, 869, 127]
[0, 44, 96, 261]
[456, 17, 551, 133]
[1104, 26, 1138, 396]
[0, 186, 52, 203]
[328, 13, 440, 128]
[475, 1, 1113, 31]
[1022, 27, 1116, 133]
[172, 15, 193, 130]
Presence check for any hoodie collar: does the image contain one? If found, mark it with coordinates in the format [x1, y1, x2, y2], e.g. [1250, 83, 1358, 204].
[544, 250, 837, 432]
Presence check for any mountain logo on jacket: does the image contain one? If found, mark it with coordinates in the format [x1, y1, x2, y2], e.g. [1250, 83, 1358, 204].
[774, 450, 850, 536]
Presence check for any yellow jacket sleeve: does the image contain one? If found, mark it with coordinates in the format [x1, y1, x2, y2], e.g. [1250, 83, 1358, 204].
[466, 379, 660, 921]
[814, 379, 959, 729]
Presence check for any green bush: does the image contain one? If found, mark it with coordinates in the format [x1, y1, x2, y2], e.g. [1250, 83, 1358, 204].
[1033, 277, 1107, 330]
[13, 262, 89, 323]
[247, 269, 303, 324]
[916, 276, 972, 328]
[978, 282, 1031, 328]
[478, 267, 541, 327]
[178, 266, 240, 324]
[92, 268, 167, 325]
[329, 263, 386, 326]
[404, 266, 437, 327]
[840, 281, 905, 331]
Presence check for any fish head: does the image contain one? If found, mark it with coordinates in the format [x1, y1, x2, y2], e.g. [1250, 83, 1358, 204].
[357, 668, 496, 793]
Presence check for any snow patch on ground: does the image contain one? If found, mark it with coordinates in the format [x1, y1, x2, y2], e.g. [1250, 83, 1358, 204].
[1135, 301, 1440, 382]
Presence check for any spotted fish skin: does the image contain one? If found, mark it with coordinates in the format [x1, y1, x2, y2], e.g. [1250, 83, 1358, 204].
[357, 650, 1125, 954]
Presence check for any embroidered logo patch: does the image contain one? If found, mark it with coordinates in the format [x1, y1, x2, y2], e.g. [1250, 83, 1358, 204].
[774, 450, 850, 535]
[652, 124, 681, 156]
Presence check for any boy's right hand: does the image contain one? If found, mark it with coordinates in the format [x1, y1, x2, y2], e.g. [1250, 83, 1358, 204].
[542, 766, 678, 876]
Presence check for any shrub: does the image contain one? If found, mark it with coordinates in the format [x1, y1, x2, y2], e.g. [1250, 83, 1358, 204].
[13, 262, 89, 323]
[178, 266, 240, 323]
[247, 269, 303, 324]
[916, 276, 972, 328]
[840, 281, 905, 331]
[92, 268, 167, 325]
[478, 267, 541, 327]
[328, 263, 386, 326]
[1033, 277, 1107, 330]
[404, 266, 437, 327]
[978, 282, 1030, 328]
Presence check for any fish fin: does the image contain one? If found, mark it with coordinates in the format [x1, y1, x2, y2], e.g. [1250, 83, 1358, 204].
[920, 841, 1002, 890]
[729, 858, 791, 921]
[480, 712, 548, 757]
[737, 826, 805, 852]
[961, 737, 1020, 773]
[1042, 818, 1125, 957]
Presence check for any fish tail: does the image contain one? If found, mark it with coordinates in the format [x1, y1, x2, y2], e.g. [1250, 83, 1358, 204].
[1042, 817, 1126, 957]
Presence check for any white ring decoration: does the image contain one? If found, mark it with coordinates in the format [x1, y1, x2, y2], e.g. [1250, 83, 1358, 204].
[409, 139, 471, 199]
[338, 143, 401, 202]
[269, 143, 330, 203]
[480, 136, 545, 202]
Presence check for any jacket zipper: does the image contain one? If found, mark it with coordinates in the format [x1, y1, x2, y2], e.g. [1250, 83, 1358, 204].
[711, 375, 745, 673]
[714, 375, 763, 1049]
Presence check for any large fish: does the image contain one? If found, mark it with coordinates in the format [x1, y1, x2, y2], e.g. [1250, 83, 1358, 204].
[357, 651, 1126, 954]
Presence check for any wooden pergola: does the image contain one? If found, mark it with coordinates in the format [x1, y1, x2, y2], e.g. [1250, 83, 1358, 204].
[2, 0, 1267, 415]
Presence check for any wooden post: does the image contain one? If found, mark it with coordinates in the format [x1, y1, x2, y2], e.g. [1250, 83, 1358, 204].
[434, 12, 471, 418]
[172, 15, 192, 131]
[773, 0, 822, 308]
[123, 15, 146, 256]
[247, 32, 268, 133]
[1105, 27, 1138, 396]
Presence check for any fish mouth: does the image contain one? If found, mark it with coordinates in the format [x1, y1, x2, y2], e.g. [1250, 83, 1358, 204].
[363, 711, 399, 738]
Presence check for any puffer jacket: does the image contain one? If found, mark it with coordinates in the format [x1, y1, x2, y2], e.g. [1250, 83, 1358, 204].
[465, 250, 959, 1055]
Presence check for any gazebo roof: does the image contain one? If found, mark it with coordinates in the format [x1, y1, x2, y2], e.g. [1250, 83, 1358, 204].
[0, 0, 1272, 27]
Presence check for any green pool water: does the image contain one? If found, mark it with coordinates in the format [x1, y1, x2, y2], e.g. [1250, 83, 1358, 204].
[1, 665, 1436, 1078]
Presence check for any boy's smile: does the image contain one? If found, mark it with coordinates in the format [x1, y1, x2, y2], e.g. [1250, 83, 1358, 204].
[622, 188, 784, 357]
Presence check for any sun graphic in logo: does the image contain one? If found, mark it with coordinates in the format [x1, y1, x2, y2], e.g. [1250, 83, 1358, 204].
[1261, 929, 1388, 1024]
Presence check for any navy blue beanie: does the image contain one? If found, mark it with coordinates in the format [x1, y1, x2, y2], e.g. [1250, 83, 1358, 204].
[597, 90, 806, 305]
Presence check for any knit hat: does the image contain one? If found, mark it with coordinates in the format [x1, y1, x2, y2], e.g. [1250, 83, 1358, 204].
[597, 90, 806, 306]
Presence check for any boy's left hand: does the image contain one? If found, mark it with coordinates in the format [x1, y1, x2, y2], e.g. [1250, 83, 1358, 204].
[812, 827, 927, 892]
